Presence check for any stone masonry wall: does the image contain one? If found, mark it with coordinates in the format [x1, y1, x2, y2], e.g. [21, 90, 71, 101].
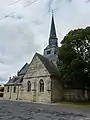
[19, 55, 51, 103]
[51, 77, 63, 103]
[64, 89, 85, 101]
[4, 86, 11, 100]
[21, 76, 51, 103]
[4, 85, 21, 100]
[35, 76, 51, 103]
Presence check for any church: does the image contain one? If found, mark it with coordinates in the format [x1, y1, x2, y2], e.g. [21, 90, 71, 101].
[3, 15, 63, 103]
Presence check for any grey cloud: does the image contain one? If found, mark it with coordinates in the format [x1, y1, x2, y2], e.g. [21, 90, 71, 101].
[47, 0, 54, 12]
[0, 23, 41, 65]
[0, 77, 6, 81]
[0, 0, 47, 83]
[0, 15, 42, 74]
[46, 0, 72, 13]
[46, 0, 90, 14]
[32, 20, 43, 26]
[86, 0, 90, 3]
[0, 60, 4, 64]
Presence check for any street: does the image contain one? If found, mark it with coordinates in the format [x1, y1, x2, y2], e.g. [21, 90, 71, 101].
[0, 100, 90, 120]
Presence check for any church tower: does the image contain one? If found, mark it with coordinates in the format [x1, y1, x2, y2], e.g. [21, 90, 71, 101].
[43, 14, 58, 62]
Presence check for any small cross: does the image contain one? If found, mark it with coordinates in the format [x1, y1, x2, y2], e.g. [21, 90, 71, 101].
[52, 9, 54, 16]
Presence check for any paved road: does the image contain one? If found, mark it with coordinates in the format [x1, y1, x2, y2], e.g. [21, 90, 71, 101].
[0, 100, 90, 120]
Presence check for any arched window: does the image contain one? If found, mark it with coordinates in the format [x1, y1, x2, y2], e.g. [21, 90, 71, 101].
[7, 86, 9, 92]
[27, 81, 31, 92]
[39, 79, 44, 92]
[13, 86, 16, 93]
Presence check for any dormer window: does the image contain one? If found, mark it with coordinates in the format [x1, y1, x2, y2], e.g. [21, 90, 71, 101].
[47, 50, 51, 54]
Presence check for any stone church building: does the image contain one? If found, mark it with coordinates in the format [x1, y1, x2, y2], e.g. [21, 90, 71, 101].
[3, 15, 63, 103]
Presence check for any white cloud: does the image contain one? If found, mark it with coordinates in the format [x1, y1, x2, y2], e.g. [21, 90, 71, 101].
[0, 0, 90, 84]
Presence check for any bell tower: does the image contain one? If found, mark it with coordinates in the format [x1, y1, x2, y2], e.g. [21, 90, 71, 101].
[43, 13, 58, 62]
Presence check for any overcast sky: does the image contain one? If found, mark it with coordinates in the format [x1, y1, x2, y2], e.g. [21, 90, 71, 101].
[0, 0, 90, 84]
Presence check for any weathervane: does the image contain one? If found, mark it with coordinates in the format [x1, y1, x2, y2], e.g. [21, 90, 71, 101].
[52, 9, 54, 16]
[51, 8, 57, 16]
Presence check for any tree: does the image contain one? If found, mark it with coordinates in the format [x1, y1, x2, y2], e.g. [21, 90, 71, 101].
[57, 27, 90, 88]
[62, 27, 90, 62]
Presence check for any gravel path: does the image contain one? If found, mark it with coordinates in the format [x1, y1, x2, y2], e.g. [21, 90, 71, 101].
[0, 100, 90, 120]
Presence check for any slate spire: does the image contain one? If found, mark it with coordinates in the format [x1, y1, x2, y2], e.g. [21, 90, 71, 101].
[43, 12, 58, 61]
[49, 12, 57, 39]
[49, 13, 58, 47]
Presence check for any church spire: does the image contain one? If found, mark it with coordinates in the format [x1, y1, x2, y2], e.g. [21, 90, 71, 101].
[43, 12, 58, 61]
[49, 11, 57, 39]
[49, 12, 58, 47]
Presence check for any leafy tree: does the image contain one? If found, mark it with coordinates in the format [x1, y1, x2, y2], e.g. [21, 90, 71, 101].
[57, 27, 90, 88]
[62, 27, 90, 62]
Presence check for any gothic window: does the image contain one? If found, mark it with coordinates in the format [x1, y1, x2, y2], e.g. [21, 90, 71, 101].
[7, 86, 9, 92]
[27, 81, 31, 92]
[13, 86, 16, 93]
[47, 50, 51, 55]
[39, 79, 44, 92]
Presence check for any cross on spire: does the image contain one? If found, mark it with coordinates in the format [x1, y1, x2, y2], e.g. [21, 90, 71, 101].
[52, 9, 54, 16]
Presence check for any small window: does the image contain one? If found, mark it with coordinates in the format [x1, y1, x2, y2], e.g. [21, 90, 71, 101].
[54, 50, 57, 54]
[13, 86, 16, 93]
[7, 86, 9, 92]
[47, 50, 51, 54]
[27, 81, 31, 92]
[39, 79, 44, 92]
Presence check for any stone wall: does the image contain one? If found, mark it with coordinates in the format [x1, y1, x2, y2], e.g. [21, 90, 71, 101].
[51, 77, 63, 103]
[20, 54, 52, 103]
[3, 86, 11, 99]
[24, 55, 50, 79]
[21, 76, 51, 103]
[19, 79, 33, 101]
[3, 55, 52, 103]
[11, 85, 21, 100]
[4, 85, 21, 100]
[3, 54, 63, 103]
[64, 89, 85, 101]
[86, 89, 90, 100]
[35, 76, 51, 103]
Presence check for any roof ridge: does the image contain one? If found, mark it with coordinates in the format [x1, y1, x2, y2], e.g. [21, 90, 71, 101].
[18, 63, 29, 75]
[36, 52, 50, 61]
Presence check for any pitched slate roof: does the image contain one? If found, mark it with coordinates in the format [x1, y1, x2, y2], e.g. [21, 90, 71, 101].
[5, 63, 29, 85]
[17, 63, 29, 76]
[50, 15, 57, 39]
[5, 53, 60, 86]
[6, 75, 24, 85]
[36, 53, 60, 78]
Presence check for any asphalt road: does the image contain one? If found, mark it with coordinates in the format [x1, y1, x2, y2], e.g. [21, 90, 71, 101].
[0, 100, 90, 120]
